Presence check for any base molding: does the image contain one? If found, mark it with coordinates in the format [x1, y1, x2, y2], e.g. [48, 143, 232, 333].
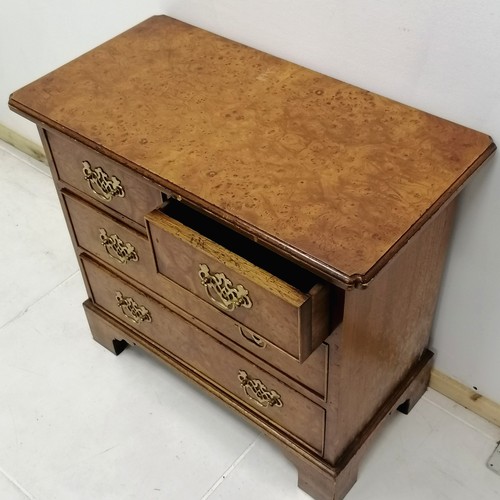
[287, 350, 433, 500]
[85, 299, 434, 500]
[0, 123, 46, 163]
[429, 369, 500, 427]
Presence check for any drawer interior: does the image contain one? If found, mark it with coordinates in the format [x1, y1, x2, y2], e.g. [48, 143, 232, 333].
[161, 200, 321, 294]
[147, 199, 339, 362]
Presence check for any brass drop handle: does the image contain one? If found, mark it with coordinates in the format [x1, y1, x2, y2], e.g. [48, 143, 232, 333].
[238, 370, 283, 408]
[198, 264, 252, 311]
[116, 291, 152, 324]
[82, 160, 125, 201]
[99, 228, 139, 264]
[238, 326, 267, 349]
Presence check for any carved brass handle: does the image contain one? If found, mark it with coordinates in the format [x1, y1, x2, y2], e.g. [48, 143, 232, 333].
[238, 326, 267, 349]
[198, 264, 252, 311]
[82, 160, 125, 201]
[116, 291, 152, 324]
[238, 370, 283, 408]
[99, 228, 139, 264]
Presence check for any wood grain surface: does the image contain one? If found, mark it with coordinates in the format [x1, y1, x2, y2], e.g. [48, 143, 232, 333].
[324, 200, 456, 463]
[146, 206, 334, 362]
[47, 130, 163, 227]
[62, 190, 329, 397]
[82, 256, 325, 453]
[9, 15, 495, 288]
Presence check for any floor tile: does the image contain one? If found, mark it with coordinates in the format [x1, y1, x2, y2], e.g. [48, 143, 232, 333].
[423, 388, 500, 441]
[209, 393, 500, 500]
[347, 394, 500, 500]
[0, 144, 78, 328]
[424, 389, 500, 441]
[0, 273, 258, 500]
[206, 436, 310, 500]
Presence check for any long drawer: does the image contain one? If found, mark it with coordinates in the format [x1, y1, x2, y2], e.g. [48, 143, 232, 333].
[81, 256, 325, 453]
[64, 191, 328, 398]
[146, 200, 336, 363]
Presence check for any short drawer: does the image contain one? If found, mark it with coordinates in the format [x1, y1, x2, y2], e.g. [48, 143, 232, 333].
[146, 200, 334, 363]
[46, 130, 163, 226]
[82, 256, 325, 453]
[63, 190, 156, 282]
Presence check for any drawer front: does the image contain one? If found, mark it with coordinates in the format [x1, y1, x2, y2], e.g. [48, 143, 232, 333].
[63, 190, 155, 283]
[209, 321, 328, 400]
[148, 277, 329, 398]
[63, 192, 327, 398]
[82, 256, 325, 453]
[47, 130, 163, 226]
[146, 207, 332, 362]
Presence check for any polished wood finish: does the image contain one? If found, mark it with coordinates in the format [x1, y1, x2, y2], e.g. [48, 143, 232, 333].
[9, 15, 495, 500]
[9, 16, 494, 287]
[84, 296, 432, 500]
[324, 200, 456, 464]
[146, 205, 332, 362]
[64, 189, 328, 398]
[63, 189, 156, 276]
[82, 255, 325, 453]
[47, 130, 163, 228]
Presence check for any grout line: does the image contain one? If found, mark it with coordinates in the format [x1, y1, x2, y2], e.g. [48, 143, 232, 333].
[0, 466, 37, 500]
[199, 439, 259, 499]
[422, 393, 499, 440]
[0, 271, 80, 331]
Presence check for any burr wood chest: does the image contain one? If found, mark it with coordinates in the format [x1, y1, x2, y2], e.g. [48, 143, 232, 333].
[9, 15, 495, 500]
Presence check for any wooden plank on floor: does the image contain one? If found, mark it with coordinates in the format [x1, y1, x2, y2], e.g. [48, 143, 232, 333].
[430, 369, 500, 427]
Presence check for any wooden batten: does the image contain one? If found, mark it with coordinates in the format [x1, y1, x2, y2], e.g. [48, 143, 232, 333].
[430, 370, 500, 428]
[0, 122, 46, 163]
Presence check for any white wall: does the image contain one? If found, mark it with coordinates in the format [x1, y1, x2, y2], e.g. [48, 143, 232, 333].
[2, 1, 500, 402]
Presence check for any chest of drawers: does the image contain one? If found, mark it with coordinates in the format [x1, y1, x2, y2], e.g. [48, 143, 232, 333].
[9, 16, 495, 500]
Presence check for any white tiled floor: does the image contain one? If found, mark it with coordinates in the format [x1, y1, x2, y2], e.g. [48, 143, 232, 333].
[1, 139, 499, 500]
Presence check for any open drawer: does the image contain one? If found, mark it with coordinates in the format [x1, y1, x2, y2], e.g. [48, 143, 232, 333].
[145, 200, 335, 363]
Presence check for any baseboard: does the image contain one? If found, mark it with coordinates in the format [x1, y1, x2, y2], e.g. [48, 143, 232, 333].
[0, 123, 46, 163]
[429, 369, 500, 427]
